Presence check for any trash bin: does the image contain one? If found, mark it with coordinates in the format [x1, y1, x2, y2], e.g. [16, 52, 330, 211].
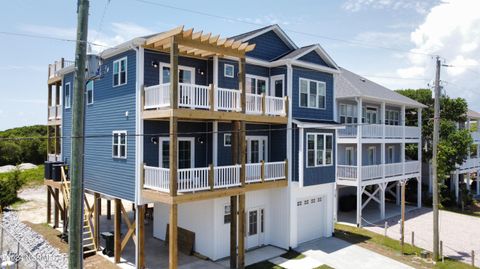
[51, 163, 65, 181]
[101, 232, 115, 257]
[44, 161, 52, 179]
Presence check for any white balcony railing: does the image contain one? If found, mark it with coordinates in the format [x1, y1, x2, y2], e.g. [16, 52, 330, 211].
[337, 124, 421, 140]
[361, 164, 383, 180]
[459, 158, 480, 171]
[385, 162, 403, 177]
[265, 96, 286, 116]
[246, 93, 263, 115]
[337, 165, 358, 180]
[55, 105, 62, 120]
[215, 87, 241, 112]
[48, 106, 56, 120]
[144, 161, 286, 193]
[144, 83, 170, 109]
[178, 83, 210, 109]
[405, 161, 421, 174]
[47, 154, 61, 162]
[337, 161, 421, 182]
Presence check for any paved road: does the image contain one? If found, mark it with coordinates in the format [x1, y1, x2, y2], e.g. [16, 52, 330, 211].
[365, 207, 480, 266]
[295, 237, 413, 269]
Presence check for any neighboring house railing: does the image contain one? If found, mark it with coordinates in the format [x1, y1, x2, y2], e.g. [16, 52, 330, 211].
[144, 160, 287, 193]
[47, 154, 62, 162]
[48, 59, 74, 79]
[458, 157, 480, 171]
[337, 161, 421, 182]
[143, 83, 287, 117]
[337, 124, 421, 140]
[48, 105, 62, 121]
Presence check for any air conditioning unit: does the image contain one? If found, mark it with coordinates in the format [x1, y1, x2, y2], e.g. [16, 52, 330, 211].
[86, 54, 102, 80]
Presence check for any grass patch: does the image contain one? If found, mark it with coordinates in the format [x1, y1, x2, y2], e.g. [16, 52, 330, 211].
[0, 165, 45, 188]
[10, 198, 27, 209]
[335, 223, 476, 269]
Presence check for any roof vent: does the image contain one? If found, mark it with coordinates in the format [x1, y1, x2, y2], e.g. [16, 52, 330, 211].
[360, 78, 366, 82]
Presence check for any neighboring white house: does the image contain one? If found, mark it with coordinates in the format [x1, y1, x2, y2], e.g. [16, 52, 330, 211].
[335, 68, 426, 227]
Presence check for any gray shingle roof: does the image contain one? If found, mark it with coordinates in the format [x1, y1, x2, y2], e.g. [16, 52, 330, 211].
[336, 67, 426, 108]
[275, 45, 315, 60]
[467, 109, 480, 119]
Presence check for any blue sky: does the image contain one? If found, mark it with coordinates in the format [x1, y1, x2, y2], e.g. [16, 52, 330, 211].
[1, 0, 479, 130]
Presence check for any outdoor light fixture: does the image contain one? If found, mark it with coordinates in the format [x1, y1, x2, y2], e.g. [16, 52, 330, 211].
[197, 137, 205, 144]
[150, 137, 158, 144]
[198, 69, 205, 76]
[151, 60, 159, 68]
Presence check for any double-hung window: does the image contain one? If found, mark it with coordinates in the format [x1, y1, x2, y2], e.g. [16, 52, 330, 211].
[112, 131, 127, 159]
[339, 104, 358, 124]
[306, 133, 333, 167]
[86, 81, 94, 105]
[224, 64, 234, 78]
[385, 110, 400, 125]
[246, 76, 267, 95]
[64, 83, 71, 108]
[113, 57, 127, 86]
[299, 78, 326, 109]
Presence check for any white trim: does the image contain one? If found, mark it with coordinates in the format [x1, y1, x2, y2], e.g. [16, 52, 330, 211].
[246, 74, 269, 95]
[213, 121, 218, 166]
[387, 145, 395, 163]
[159, 62, 196, 84]
[224, 63, 235, 78]
[270, 74, 285, 97]
[367, 146, 376, 165]
[299, 127, 304, 187]
[64, 82, 71, 109]
[299, 78, 327, 110]
[345, 146, 354, 166]
[135, 45, 145, 205]
[305, 133, 334, 168]
[86, 80, 94, 105]
[112, 130, 128, 159]
[224, 133, 232, 147]
[246, 136, 268, 163]
[292, 120, 344, 130]
[237, 25, 298, 50]
[284, 45, 340, 71]
[159, 137, 195, 168]
[113, 57, 128, 87]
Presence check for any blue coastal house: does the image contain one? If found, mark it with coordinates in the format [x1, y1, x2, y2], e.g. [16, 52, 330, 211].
[46, 24, 341, 268]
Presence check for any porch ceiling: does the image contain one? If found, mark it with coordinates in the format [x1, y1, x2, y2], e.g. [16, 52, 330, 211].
[143, 25, 256, 58]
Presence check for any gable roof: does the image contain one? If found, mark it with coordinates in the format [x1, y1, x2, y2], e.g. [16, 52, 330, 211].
[336, 68, 426, 108]
[275, 44, 339, 71]
[231, 24, 298, 50]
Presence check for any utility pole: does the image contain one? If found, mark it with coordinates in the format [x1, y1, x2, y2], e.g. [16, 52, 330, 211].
[432, 55, 441, 261]
[69, 0, 89, 268]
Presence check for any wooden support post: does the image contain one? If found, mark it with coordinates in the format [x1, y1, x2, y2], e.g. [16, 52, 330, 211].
[107, 200, 112, 220]
[170, 116, 178, 196]
[240, 121, 246, 187]
[137, 204, 146, 269]
[238, 194, 245, 269]
[47, 187, 52, 224]
[169, 204, 178, 269]
[261, 93, 266, 115]
[239, 57, 246, 113]
[114, 199, 121, 263]
[230, 196, 237, 269]
[54, 189, 59, 228]
[232, 121, 239, 164]
[94, 193, 100, 250]
[209, 164, 214, 190]
[62, 192, 68, 234]
[170, 35, 179, 197]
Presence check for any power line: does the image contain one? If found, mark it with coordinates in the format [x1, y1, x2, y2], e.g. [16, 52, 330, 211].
[0, 31, 109, 48]
[92, 0, 112, 42]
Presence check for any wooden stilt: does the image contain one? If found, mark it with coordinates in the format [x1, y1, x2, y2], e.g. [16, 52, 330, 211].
[238, 194, 245, 269]
[54, 189, 59, 228]
[47, 187, 52, 224]
[137, 204, 146, 269]
[114, 199, 121, 263]
[107, 200, 111, 220]
[230, 196, 237, 268]
[94, 193, 100, 250]
[169, 204, 178, 269]
[62, 192, 68, 234]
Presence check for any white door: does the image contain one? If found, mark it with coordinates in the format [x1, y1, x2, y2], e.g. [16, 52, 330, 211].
[247, 208, 265, 249]
[246, 136, 268, 163]
[297, 197, 324, 244]
[159, 137, 195, 169]
[270, 75, 284, 98]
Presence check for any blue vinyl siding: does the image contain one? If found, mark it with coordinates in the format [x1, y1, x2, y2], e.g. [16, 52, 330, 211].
[292, 128, 336, 186]
[144, 50, 209, 87]
[298, 51, 330, 67]
[246, 30, 293, 61]
[83, 50, 137, 201]
[61, 72, 74, 164]
[218, 59, 238, 89]
[292, 66, 334, 121]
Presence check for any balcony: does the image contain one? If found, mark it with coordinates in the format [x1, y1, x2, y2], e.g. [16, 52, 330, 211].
[48, 59, 74, 82]
[48, 105, 62, 124]
[338, 124, 420, 140]
[143, 83, 287, 122]
[143, 161, 287, 194]
[458, 157, 480, 171]
[47, 154, 62, 162]
[337, 161, 421, 183]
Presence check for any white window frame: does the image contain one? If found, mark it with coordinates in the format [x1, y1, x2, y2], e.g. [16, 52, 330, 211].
[306, 133, 333, 168]
[224, 133, 232, 147]
[299, 78, 326, 110]
[367, 146, 376, 165]
[365, 106, 378, 124]
[246, 74, 269, 95]
[339, 103, 358, 124]
[64, 82, 71, 109]
[112, 130, 127, 159]
[159, 63, 196, 84]
[224, 64, 234, 78]
[113, 57, 127, 87]
[270, 74, 285, 97]
[86, 81, 94, 105]
[158, 137, 195, 168]
[386, 110, 400, 125]
[387, 146, 395, 163]
[224, 204, 231, 224]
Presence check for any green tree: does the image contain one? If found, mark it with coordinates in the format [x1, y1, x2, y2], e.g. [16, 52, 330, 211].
[0, 125, 47, 166]
[397, 89, 473, 205]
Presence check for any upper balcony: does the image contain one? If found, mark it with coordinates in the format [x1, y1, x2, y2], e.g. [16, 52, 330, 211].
[48, 58, 74, 84]
[338, 124, 421, 141]
[337, 160, 421, 185]
[142, 160, 288, 203]
[457, 157, 480, 172]
[142, 83, 288, 123]
[47, 105, 62, 125]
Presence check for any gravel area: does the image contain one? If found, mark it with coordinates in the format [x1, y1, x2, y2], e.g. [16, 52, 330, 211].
[364, 207, 480, 266]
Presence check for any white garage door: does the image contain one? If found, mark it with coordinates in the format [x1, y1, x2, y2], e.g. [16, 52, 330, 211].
[297, 196, 324, 244]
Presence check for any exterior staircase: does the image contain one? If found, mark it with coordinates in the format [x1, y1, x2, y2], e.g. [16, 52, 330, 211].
[60, 166, 97, 256]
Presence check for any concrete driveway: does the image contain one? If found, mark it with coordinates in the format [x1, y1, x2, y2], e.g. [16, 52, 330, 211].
[295, 237, 413, 269]
[365, 207, 480, 266]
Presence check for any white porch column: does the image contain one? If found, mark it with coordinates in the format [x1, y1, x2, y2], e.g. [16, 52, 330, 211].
[356, 185, 362, 227]
[477, 169, 480, 195]
[380, 183, 386, 220]
[213, 121, 218, 166]
[213, 56, 219, 111]
[298, 127, 304, 187]
[467, 172, 471, 191]
[356, 98, 363, 227]
[381, 102, 386, 180]
[454, 172, 460, 202]
[417, 177, 422, 208]
[401, 105, 406, 175]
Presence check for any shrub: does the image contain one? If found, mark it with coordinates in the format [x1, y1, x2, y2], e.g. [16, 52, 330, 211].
[0, 167, 25, 212]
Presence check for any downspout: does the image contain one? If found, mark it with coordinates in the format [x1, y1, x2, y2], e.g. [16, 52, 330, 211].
[286, 63, 296, 248]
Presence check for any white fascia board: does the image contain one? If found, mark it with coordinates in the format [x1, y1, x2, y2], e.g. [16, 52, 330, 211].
[99, 38, 146, 59]
[292, 120, 345, 130]
[273, 59, 341, 74]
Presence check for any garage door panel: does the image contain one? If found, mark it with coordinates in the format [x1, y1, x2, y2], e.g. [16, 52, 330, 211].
[297, 197, 323, 244]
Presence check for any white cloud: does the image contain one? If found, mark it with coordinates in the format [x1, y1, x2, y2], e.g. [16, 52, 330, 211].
[342, 0, 438, 14]
[398, 0, 480, 110]
[237, 14, 304, 26]
[354, 31, 410, 48]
